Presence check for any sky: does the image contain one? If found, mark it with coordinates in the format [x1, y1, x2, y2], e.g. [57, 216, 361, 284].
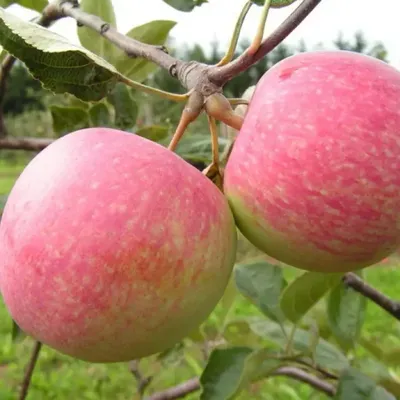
[7, 0, 400, 70]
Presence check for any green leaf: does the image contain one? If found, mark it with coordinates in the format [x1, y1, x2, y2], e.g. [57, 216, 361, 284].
[251, 0, 299, 7]
[50, 106, 89, 136]
[379, 378, 400, 399]
[0, 43, 9, 64]
[0, 194, 8, 210]
[66, 94, 91, 110]
[327, 272, 367, 352]
[107, 83, 138, 129]
[115, 20, 176, 82]
[136, 125, 168, 142]
[248, 319, 349, 371]
[162, 0, 208, 12]
[0, 8, 119, 101]
[200, 347, 252, 400]
[89, 102, 111, 127]
[0, 1, 13, 8]
[223, 320, 263, 348]
[280, 271, 343, 324]
[173, 134, 232, 164]
[77, 0, 117, 62]
[200, 347, 281, 400]
[360, 338, 400, 368]
[335, 368, 396, 400]
[234, 260, 286, 323]
[17, 0, 48, 12]
[218, 276, 238, 331]
[11, 319, 26, 343]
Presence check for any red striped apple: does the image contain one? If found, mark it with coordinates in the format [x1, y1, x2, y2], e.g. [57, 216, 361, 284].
[224, 50, 400, 273]
[0, 128, 237, 362]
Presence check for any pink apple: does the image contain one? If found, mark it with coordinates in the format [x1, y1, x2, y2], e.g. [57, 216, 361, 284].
[0, 128, 237, 362]
[224, 50, 400, 273]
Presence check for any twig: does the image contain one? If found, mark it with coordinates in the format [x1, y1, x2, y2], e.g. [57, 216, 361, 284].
[19, 341, 42, 400]
[295, 359, 338, 380]
[208, 0, 323, 85]
[129, 360, 153, 398]
[271, 367, 336, 397]
[55, 1, 183, 76]
[49, 0, 323, 98]
[144, 366, 336, 400]
[144, 378, 199, 400]
[0, 136, 53, 151]
[343, 272, 400, 320]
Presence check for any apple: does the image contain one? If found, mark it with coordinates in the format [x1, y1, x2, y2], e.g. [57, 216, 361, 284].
[224, 50, 400, 273]
[0, 127, 237, 362]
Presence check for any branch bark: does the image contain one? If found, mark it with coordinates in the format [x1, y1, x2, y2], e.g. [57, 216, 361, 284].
[48, 0, 323, 97]
[144, 366, 336, 400]
[343, 272, 400, 320]
[271, 367, 336, 397]
[129, 360, 153, 398]
[55, 1, 184, 77]
[145, 378, 199, 400]
[208, 0, 323, 85]
[0, 136, 53, 151]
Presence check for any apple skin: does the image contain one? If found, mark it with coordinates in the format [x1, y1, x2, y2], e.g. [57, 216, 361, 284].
[0, 127, 237, 362]
[224, 50, 400, 273]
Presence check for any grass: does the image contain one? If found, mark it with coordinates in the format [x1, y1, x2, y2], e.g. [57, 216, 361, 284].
[0, 160, 399, 399]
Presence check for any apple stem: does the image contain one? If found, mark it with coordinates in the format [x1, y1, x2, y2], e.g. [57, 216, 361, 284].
[168, 92, 205, 151]
[216, 1, 253, 67]
[208, 115, 220, 167]
[205, 93, 244, 131]
[247, 0, 274, 55]
[118, 75, 190, 103]
[228, 98, 250, 106]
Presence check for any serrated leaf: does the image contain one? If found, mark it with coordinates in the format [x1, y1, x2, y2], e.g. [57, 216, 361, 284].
[234, 260, 286, 323]
[136, 125, 168, 142]
[115, 20, 176, 82]
[0, 8, 119, 101]
[327, 272, 367, 352]
[335, 368, 396, 400]
[107, 82, 138, 129]
[162, 0, 208, 12]
[280, 271, 343, 324]
[77, 0, 117, 62]
[89, 102, 111, 127]
[50, 105, 89, 136]
[200, 347, 281, 400]
[17, 0, 48, 12]
[251, 0, 299, 7]
[12, 319, 26, 343]
[248, 319, 349, 371]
